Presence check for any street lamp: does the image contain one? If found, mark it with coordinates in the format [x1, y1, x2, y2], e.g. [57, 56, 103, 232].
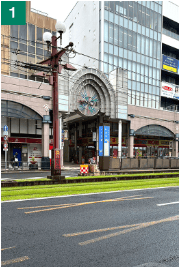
[40, 21, 76, 180]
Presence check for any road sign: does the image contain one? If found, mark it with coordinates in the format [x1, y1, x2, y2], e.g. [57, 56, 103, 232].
[4, 135, 8, 141]
[3, 148, 8, 151]
[3, 131, 8, 136]
[3, 125, 8, 131]
[4, 143, 8, 149]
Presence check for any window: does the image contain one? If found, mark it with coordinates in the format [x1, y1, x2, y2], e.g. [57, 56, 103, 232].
[109, 23, 113, 43]
[141, 35, 145, 54]
[37, 27, 43, 41]
[150, 10, 154, 30]
[149, 39, 153, 57]
[142, 6, 146, 27]
[133, 2, 138, 22]
[119, 27, 123, 47]
[114, 25, 118, 45]
[28, 24, 35, 46]
[104, 21, 108, 42]
[137, 3, 141, 24]
[11, 25, 18, 39]
[137, 34, 141, 53]
[128, 30, 133, 50]
[146, 8, 150, 28]
[132, 32, 137, 52]
[19, 25, 27, 42]
[154, 12, 158, 31]
[124, 29, 128, 49]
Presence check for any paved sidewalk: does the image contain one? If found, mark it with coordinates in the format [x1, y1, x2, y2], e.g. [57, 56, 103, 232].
[1, 162, 80, 173]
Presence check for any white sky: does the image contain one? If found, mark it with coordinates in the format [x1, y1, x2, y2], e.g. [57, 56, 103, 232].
[31, 0, 77, 22]
[31, 0, 180, 23]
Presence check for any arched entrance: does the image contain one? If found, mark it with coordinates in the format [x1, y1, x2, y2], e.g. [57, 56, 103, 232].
[134, 124, 175, 158]
[1, 100, 43, 167]
[63, 68, 118, 163]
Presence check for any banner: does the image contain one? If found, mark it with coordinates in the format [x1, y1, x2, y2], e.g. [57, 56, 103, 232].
[99, 126, 103, 156]
[161, 82, 179, 100]
[162, 55, 179, 74]
[104, 126, 110, 156]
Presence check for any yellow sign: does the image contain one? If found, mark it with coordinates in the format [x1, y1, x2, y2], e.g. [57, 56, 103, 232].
[163, 65, 177, 73]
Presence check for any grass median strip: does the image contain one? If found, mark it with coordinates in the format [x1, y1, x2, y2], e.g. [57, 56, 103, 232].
[10, 172, 179, 183]
[1, 177, 179, 201]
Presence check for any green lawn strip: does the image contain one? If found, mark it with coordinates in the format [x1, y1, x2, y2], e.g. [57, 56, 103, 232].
[66, 172, 179, 180]
[13, 178, 51, 182]
[10, 172, 179, 183]
[1, 177, 179, 201]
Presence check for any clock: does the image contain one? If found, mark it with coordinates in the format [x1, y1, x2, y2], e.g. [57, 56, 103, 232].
[78, 85, 100, 116]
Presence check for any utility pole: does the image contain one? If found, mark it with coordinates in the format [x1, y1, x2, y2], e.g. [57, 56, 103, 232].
[40, 22, 76, 180]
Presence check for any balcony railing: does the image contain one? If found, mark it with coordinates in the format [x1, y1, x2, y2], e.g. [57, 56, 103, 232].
[162, 28, 179, 41]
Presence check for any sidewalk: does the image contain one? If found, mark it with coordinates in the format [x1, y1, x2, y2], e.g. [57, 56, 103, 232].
[1, 162, 80, 173]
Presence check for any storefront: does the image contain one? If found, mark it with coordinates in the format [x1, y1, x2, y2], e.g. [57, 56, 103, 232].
[134, 138, 173, 158]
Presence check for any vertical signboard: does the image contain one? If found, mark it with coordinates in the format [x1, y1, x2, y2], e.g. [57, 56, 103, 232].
[104, 125, 110, 156]
[54, 149, 60, 170]
[99, 126, 103, 156]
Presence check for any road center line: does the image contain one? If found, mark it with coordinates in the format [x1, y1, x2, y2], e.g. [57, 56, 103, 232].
[157, 201, 179, 206]
[22, 195, 153, 214]
[1, 256, 29, 266]
[18, 195, 142, 210]
[78, 215, 179, 246]
[1, 246, 16, 251]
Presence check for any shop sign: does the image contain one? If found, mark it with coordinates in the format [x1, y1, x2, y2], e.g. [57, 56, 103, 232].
[104, 126, 110, 157]
[54, 149, 60, 170]
[2, 137, 42, 143]
[161, 82, 179, 100]
[92, 132, 96, 141]
[64, 130, 68, 140]
[162, 55, 179, 74]
[99, 126, 103, 156]
[135, 139, 170, 147]
[110, 137, 126, 146]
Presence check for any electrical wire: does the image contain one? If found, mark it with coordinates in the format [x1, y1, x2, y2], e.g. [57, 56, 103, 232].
[1, 35, 179, 112]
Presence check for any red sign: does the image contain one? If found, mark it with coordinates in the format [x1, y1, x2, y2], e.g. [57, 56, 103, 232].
[54, 149, 60, 170]
[1, 137, 42, 143]
[4, 141, 8, 148]
[162, 86, 173, 91]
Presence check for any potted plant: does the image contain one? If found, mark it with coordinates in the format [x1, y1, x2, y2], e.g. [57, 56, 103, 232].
[30, 156, 37, 165]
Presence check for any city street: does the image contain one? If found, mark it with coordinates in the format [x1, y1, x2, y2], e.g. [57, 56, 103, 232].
[1, 186, 179, 267]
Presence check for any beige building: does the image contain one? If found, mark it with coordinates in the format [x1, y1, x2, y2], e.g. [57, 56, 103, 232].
[1, 2, 56, 168]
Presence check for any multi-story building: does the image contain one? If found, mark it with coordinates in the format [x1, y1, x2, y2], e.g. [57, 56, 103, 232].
[1, 2, 56, 167]
[61, 1, 179, 163]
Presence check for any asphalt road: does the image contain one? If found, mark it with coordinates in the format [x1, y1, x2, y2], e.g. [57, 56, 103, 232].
[1, 187, 179, 267]
[1, 170, 79, 180]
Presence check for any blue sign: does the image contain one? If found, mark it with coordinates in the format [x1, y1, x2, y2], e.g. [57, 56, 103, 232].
[162, 55, 179, 74]
[99, 126, 103, 156]
[3, 125, 8, 131]
[104, 126, 110, 156]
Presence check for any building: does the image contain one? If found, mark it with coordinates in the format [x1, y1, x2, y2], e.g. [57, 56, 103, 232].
[60, 1, 179, 163]
[1, 2, 56, 168]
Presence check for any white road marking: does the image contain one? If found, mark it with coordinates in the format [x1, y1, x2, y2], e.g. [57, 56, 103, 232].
[157, 201, 179, 206]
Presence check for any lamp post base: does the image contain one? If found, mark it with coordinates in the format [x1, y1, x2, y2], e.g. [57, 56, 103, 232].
[47, 175, 65, 181]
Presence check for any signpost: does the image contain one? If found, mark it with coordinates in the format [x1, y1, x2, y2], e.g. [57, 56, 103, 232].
[3, 125, 8, 169]
[99, 123, 110, 171]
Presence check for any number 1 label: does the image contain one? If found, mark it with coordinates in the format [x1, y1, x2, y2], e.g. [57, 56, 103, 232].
[9, 7, 15, 18]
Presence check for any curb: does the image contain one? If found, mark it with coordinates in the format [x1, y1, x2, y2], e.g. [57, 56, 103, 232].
[1, 173, 179, 187]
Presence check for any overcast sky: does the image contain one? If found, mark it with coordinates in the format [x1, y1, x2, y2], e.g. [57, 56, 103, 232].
[31, 0, 77, 22]
[31, 0, 180, 22]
